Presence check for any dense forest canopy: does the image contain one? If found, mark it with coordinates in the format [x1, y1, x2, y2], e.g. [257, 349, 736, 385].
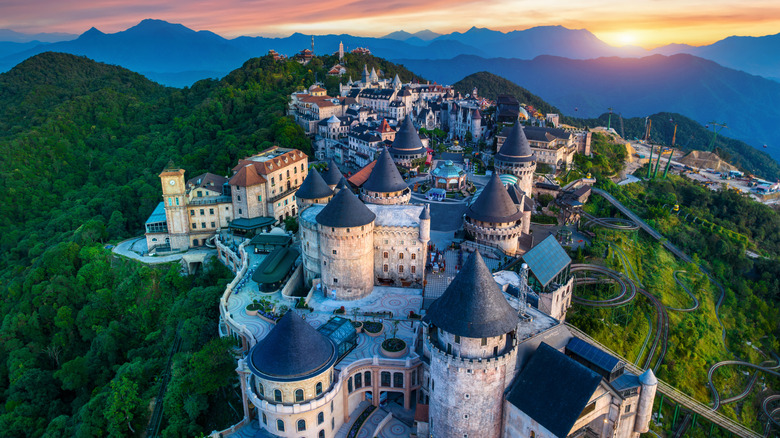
[452, 71, 561, 115]
[0, 51, 404, 437]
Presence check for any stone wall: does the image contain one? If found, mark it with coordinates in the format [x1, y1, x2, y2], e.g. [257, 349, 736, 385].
[537, 276, 574, 321]
[360, 188, 411, 205]
[495, 160, 536, 196]
[319, 223, 375, 300]
[373, 227, 425, 286]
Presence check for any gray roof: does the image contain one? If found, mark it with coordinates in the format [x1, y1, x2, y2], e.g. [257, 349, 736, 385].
[496, 123, 535, 163]
[248, 311, 337, 381]
[363, 147, 408, 193]
[336, 176, 349, 191]
[419, 203, 430, 220]
[425, 251, 518, 338]
[522, 234, 571, 288]
[295, 168, 333, 200]
[321, 159, 343, 186]
[316, 187, 376, 228]
[566, 337, 622, 376]
[389, 115, 426, 156]
[466, 173, 524, 223]
[507, 343, 602, 438]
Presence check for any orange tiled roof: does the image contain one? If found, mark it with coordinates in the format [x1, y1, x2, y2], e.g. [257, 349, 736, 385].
[347, 160, 377, 187]
[229, 164, 266, 187]
[232, 148, 307, 177]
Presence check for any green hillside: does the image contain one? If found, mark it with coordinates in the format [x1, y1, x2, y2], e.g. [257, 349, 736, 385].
[452, 71, 561, 115]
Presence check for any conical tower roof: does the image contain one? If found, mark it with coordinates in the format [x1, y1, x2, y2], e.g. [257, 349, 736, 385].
[496, 123, 534, 163]
[336, 176, 349, 191]
[363, 147, 408, 193]
[295, 168, 333, 200]
[321, 159, 343, 187]
[466, 173, 524, 223]
[316, 186, 376, 228]
[426, 251, 518, 338]
[248, 311, 337, 380]
[388, 115, 426, 155]
[639, 368, 658, 386]
[419, 204, 430, 221]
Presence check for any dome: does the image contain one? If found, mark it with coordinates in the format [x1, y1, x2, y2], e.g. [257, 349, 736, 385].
[295, 168, 333, 200]
[248, 312, 337, 381]
[316, 187, 376, 228]
[431, 160, 465, 179]
[363, 147, 408, 193]
[425, 251, 518, 338]
[466, 173, 524, 223]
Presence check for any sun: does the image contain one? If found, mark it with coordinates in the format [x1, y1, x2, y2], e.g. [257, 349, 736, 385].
[617, 32, 637, 46]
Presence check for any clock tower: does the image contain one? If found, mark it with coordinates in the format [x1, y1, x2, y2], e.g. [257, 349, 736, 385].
[159, 166, 190, 250]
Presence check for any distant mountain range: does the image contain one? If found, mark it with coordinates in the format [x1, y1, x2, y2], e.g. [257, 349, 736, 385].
[397, 54, 780, 162]
[1, 20, 778, 86]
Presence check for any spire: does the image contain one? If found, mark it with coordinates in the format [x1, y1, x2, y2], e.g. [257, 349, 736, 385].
[295, 168, 333, 200]
[419, 203, 431, 220]
[425, 251, 518, 338]
[321, 159, 343, 187]
[388, 115, 426, 155]
[316, 185, 376, 228]
[466, 173, 523, 223]
[497, 123, 534, 162]
[639, 368, 658, 386]
[363, 147, 408, 194]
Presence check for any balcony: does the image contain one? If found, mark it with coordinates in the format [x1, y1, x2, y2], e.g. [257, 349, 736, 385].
[189, 195, 231, 206]
[268, 186, 299, 204]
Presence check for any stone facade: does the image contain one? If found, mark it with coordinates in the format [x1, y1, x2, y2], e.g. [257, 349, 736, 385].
[494, 160, 536, 195]
[537, 276, 574, 321]
[318, 222, 375, 300]
[360, 188, 411, 205]
[464, 217, 524, 256]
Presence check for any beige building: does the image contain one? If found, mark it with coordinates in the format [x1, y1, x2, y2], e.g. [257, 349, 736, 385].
[497, 125, 581, 173]
[291, 86, 347, 135]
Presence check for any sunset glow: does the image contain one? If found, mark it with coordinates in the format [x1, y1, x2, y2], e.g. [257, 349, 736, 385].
[2, 0, 779, 47]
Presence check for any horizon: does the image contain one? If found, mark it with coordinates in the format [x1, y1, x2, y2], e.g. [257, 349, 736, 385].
[2, 0, 780, 49]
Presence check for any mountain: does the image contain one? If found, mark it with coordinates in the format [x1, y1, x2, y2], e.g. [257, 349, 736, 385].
[653, 33, 780, 81]
[395, 54, 780, 165]
[452, 71, 561, 115]
[0, 28, 76, 43]
[382, 29, 441, 41]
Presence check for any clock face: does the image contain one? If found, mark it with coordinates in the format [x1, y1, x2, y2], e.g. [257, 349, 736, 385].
[169, 179, 176, 186]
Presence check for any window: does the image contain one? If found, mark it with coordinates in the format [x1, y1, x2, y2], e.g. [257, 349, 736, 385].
[348, 378, 353, 393]
[201, 222, 206, 229]
[331, 401, 333, 413]
[271, 177, 275, 185]
[399, 253, 404, 260]
[274, 389, 282, 402]
[209, 208, 214, 214]
[287, 170, 290, 178]
[211, 222, 216, 228]
[411, 266, 416, 274]
[331, 418, 334, 430]
[190, 210, 195, 216]
[262, 413, 267, 425]
[301, 164, 305, 171]
[393, 372, 404, 388]
[455, 335, 460, 344]
[192, 223, 197, 229]
[319, 430, 325, 438]
[237, 195, 241, 201]
[192, 239, 198, 246]
[411, 253, 416, 260]
[383, 264, 389, 273]
[239, 209, 242, 214]
[398, 265, 403, 273]
[481, 337, 487, 346]
[258, 383, 264, 397]
[277, 420, 284, 431]
[381, 372, 391, 387]
[463, 414, 469, 419]
[332, 250, 337, 254]
[383, 251, 388, 258]
[316, 382, 323, 395]
[295, 389, 304, 402]
[355, 373, 362, 388]
[175, 197, 179, 205]
[168, 197, 173, 206]
[200, 209, 204, 215]
[318, 412, 324, 425]
[297, 419, 306, 431]
[364, 371, 371, 386]
[530, 432, 536, 438]
[257, 195, 262, 201]
[333, 278, 338, 284]
[625, 405, 631, 413]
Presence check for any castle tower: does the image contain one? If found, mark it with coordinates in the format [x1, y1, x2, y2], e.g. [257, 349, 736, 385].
[387, 115, 427, 167]
[334, 176, 349, 194]
[362, 64, 370, 85]
[471, 108, 482, 141]
[295, 168, 333, 211]
[338, 41, 344, 60]
[495, 123, 536, 195]
[425, 252, 519, 438]
[464, 173, 526, 256]
[634, 369, 658, 433]
[321, 159, 342, 190]
[419, 204, 430, 244]
[315, 189, 376, 300]
[159, 166, 190, 250]
[360, 147, 411, 205]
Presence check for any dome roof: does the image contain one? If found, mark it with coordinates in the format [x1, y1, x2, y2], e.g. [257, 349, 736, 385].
[321, 159, 343, 186]
[425, 251, 518, 338]
[316, 186, 376, 228]
[496, 123, 535, 163]
[248, 312, 337, 381]
[363, 147, 408, 193]
[466, 173, 524, 223]
[431, 160, 465, 179]
[295, 168, 333, 200]
[388, 115, 426, 156]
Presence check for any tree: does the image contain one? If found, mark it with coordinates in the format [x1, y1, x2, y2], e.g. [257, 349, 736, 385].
[105, 376, 141, 437]
[284, 216, 299, 233]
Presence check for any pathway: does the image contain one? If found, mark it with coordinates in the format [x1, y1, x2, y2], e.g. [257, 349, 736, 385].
[113, 236, 216, 264]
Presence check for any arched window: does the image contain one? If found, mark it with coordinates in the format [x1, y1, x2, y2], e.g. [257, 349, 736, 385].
[383, 264, 389, 272]
[399, 253, 404, 259]
[364, 371, 372, 386]
[319, 430, 325, 438]
[530, 431, 536, 438]
[297, 419, 306, 431]
[295, 389, 304, 402]
[277, 419, 285, 431]
[398, 265, 404, 273]
[258, 382, 264, 397]
[383, 251, 388, 258]
[316, 382, 323, 395]
[381, 372, 391, 386]
[262, 413, 267, 425]
[318, 412, 324, 425]
[274, 389, 282, 402]
[411, 253, 416, 260]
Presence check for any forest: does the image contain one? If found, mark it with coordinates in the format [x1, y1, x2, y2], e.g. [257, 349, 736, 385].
[0, 51, 372, 436]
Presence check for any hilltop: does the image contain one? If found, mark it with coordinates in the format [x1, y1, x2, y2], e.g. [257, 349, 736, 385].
[452, 71, 560, 115]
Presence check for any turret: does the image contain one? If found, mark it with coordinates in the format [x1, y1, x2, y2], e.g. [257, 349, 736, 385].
[419, 204, 430, 244]
[360, 147, 411, 205]
[635, 368, 658, 433]
[495, 123, 536, 195]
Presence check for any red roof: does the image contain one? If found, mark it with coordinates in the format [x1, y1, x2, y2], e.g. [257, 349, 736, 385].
[347, 160, 377, 187]
[229, 164, 267, 187]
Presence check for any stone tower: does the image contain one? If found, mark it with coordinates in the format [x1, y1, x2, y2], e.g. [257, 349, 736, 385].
[419, 204, 431, 244]
[425, 252, 520, 438]
[494, 123, 536, 195]
[360, 147, 411, 205]
[295, 168, 333, 211]
[159, 165, 190, 250]
[315, 188, 376, 300]
[338, 41, 344, 60]
[463, 173, 526, 256]
[634, 369, 658, 433]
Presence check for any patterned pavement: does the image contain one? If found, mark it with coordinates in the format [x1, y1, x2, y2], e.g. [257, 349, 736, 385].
[423, 249, 500, 308]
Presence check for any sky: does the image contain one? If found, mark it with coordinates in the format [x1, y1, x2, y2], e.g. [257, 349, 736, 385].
[2, 0, 780, 48]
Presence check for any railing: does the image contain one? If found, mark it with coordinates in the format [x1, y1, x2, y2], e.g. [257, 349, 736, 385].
[217, 238, 256, 348]
[268, 186, 298, 204]
[189, 195, 231, 206]
[565, 324, 762, 438]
